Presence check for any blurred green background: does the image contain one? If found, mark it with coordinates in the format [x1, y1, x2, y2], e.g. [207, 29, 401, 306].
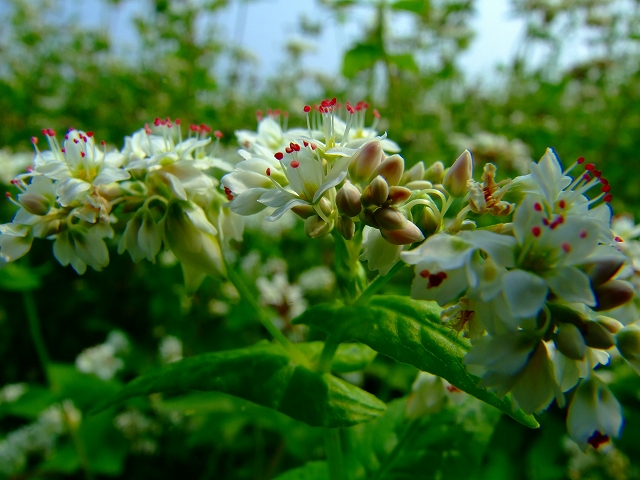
[1, 0, 640, 478]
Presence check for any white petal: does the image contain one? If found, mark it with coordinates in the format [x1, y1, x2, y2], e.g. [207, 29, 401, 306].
[92, 166, 130, 185]
[400, 233, 475, 270]
[360, 226, 402, 275]
[545, 266, 596, 305]
[57, 178, 91, 206]
[502, 269, 548, 318]
[228, 188, 270, 215]
[459, 230, 517, 267]
[410, 261, 469, 304]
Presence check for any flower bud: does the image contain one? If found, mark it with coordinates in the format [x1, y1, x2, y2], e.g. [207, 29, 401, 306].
[401, 162, 425, 185]
[616, 325, 640, 374]
[596, 316, 623, 334]
[423, 161, 445, 184]
[336, 215, 355, 240]
[413, 205, 440, 237]
[554, 323, 586, 360]
[380, 221, 425, 245]
[18, 192, 51, 216]
[291, 204, 315, 219]
[348, 140, 383, 183]
[336, 182, 362, 217]
[404, 180, 433, 191]
[583, 320, 616, 350]
[319, 197, 333, 217]
[304, 215, 333, 238]
[373, 207, 406, 231]
[387, 186, 412, 205]
[583, 257, 625, 287]
[593, 280, 635, 311]
[360, 209, 379, 228]
[443, 150, 473, 197]
[369, 154, 405, 186]
[361, 175, 389, 206]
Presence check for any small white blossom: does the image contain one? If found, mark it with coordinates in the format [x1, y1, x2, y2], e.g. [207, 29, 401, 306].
[159, 335, 183, 364]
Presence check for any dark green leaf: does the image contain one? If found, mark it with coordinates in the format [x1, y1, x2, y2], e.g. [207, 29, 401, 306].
[274, 461, 329, 480]
[389, 53, 419, 74]
[94, 343, 386, 428]
[293, 295, 539, 428]
[297, 342, 377, 373]
[342, 43, 383, 78]
[391, 0, 430, 16]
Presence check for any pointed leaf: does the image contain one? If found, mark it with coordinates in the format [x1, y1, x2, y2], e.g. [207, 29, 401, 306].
[293, 295, 539, 428]
[93, 342, 385, 428]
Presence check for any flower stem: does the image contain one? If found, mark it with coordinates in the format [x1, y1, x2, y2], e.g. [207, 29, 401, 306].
[23, 291, 51, 385]
[355, 261, 405, 306]
[371, 419, 421, 480]
[324, 428, 344, 480]
[317, 333, 340, 373]
[224, 262, 309, 366]
[331, 230, 366, 304]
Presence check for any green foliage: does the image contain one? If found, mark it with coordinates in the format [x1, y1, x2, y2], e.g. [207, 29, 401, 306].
[294, 295, 539, 428]
[96, 342, 386, 427]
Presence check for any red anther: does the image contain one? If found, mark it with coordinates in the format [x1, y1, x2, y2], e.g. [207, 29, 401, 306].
[580, 230, 588, 238]
[154, 117, 161, 126]
[73, 139, 79, 144]
[41, 129, 48, 136]
[585, 163, 595, 171]
[427, 271, 447, 288]
[329, 97, 336, 106]
[80, 151, 86, 157]
[583, 173, 591, 181]
[601, 185, 611, 193]
[303, 141, 309, 147]
[311, 143, 317, 150]
[593, 169, 602, 178]
[303, 105, 311, 113]
[603, 193, 613, 202]
[321, 99, 329, 108]
[534, 202, 542, 212]
[223, 187, 231, 195]
[285, 147, 293, 154]
[615, 236, 624, 242]
[531, 226, 542, 237]
[166, 121, 173, 128]
[347, 105, 355, 114]
[81, 135, 87, 142]
[214, 130, 223, 139]
[542, 218, 550, 226]
[31, 136, 38, 144]
[200, 124, 212, 133]
[587, 431, 610, 449]
[26, 166, 33, 172]
[226, 194, 234, 201]
[290, 160, 300, 168]
[419, 269, 430, 278]
[175, 118, 181, 125]
[558, 199, 566, 209]
[292, 143, 300, 152]
[10, 179, 18, 185]
[562, 242, 572, 253]
[355, 103, 363, 111]
[274, 152, 284, 160]
[189, 124, 200, 132]
[373, 109, 381, 119]
[64, 134, 69, 140]
[446, 384, 462, 393]
[274, 109, 281, 116]
[266, 108, 272, 116]
[577, 156, 585, 164]
[61, 148, 66, 153]
[47, 129, 56, 136]
[266, 168, 271, 176]
[101, 140, 105, 146]
[5, 192, 10, 198]
[600, 178, 609, 185]
[86, 131, 94, 137]
[145, 125, 153, 134]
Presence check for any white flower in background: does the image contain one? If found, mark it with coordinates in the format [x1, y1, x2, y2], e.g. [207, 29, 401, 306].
[159, 335, 183, 364]
[257, 272, 308, 322]
[450, 131, 532, 174]
[567, 375, 623, 450]
[75, 331, 128, 381]
[0, 150, 33, 185]
[298, 265, 336, 294]
[114, 409, 161, 455]
[0, 383, 27, 404]
[405, 371, 466, 419]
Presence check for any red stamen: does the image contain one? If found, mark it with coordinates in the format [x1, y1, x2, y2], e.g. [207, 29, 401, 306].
[214, 130, 223, 139]
[80, 152, 85, 157]
[274, 152, 284, 160]
[531, 226, 541, 237]
[603, 194, 613, 202]
[615, 236, 624, 242]
[587, 431, 610, 449]
[419, 269, 430, 278]
[562, 242, 571, 253]
[534, 202, 542, 212]
[558, 199, 566, 209]
[577, 156, 585, 164]
[601, 185, 611, 193]
[580, 230, 588, 238]
[585, 163, 595, 171]
[266, 168, 271, 176]
[86, 131, 94, 137]
[31, 137, 38, 145]
[290, 160, 300, 168]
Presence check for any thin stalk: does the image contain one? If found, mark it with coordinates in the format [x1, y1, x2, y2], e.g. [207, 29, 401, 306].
[371, 420, 422, 480]
[324, 428, 344, 480]
[23, 291, 51, 385]
[224, 262, 309, 366]
[355, 261, 405, 306]
[317, 333, 340, 373]
[68, 424, 95, 480]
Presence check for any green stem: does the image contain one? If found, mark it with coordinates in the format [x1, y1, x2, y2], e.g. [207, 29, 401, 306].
[355, 261, 405, 306]
[371, 420, 422, 480]
[317, 333, 340, 373]
[23, 291, 51, 385]
[324, 428, 344, 480]
[225, 262, 309, 366]
[68, 425, 95, 480]
[331, 230, 366, 304]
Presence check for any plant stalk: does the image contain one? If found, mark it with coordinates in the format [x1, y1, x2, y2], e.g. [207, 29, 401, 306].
[23, 291, 51, 385]
[324, 428, 344, 480]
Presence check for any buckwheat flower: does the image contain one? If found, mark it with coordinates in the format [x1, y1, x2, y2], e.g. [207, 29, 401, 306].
[0, 150, 33, 185]
[76, 333, 126, 381]
[405, 371, 466, 419]
[567, 375, 623, 450]
[53, 222, 113, 274]
[159, 335, 183, 364]
[236, 115, 288, 153]
[360, 226, 403, 275]
[0, 383, 27, 404]
[298, 265, 336, 294]
[114, 409, 161, 455]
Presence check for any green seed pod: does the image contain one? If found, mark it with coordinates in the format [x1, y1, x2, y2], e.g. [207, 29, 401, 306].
[336, 182, 362, 217]
[373, 207, 406, 231]
[553, 323, 586, 360]
[361, 175, 389, 207]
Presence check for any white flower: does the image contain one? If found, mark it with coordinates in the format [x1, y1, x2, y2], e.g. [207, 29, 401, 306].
[159, 335, 183, 364]
[405, 371, 466, 419]
[298, 266, 336, 293]
[0, 383, 27, 404]
[75, 334, 126, 381]
[567, 376, 623, 450]
[360, 226, 402, 275]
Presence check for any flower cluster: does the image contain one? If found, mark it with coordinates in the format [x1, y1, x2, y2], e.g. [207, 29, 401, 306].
[402, 148, 638, 449]
[0, 119, 242, 291]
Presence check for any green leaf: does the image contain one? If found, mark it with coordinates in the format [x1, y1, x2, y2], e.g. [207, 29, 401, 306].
[391, 0, 430, 15]
[293, 295, 539, 429]
[0, 262, 41, 291]
[297, 342, 377, 373]
[274, 461, 329, 480]
[389, 53, 419, 74]
[94, 343, 386, 428]
[342, 43, 383, 79]
[343, 396, 502, 479]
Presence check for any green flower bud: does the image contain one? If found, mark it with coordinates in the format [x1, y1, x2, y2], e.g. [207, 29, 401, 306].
[304, 215, 333, 238]
[361, 175, 389, 207]
[583, 320, 616, 350]
[18, 192, 51, 216]
[594, 280, 635, 311]
[373, 207, 406, 231]
[336, 215, 355, 240]
[423, 161, 445, 184]
[369, 154, 405, 186]
[380, 221, 425, 245]
[318, 197, 333, 217]
[348, 140, 383, 183]
[360, 208, 379, 228]
[554, 323, 586, 360]
[291, 204, 315, 219]
[616, 325, 640, 374]
[336, 182, 362, 217]
[443, 150, 473, 197]
[413, 205, 440, 237]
